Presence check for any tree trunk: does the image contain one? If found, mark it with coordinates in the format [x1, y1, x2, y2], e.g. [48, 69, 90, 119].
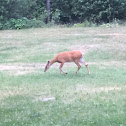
[46, 0, 50, 23]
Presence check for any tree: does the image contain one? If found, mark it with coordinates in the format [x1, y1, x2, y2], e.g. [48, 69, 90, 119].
[0, 0, 126, 29]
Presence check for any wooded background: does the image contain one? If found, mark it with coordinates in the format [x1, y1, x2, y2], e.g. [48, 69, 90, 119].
[0, 0, 126, 29]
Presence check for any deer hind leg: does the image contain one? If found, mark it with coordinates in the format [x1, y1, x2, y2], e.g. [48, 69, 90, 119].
[74, 61, 81, 75]
[59, 62, 67, 74]
[79, 56, 90, 75]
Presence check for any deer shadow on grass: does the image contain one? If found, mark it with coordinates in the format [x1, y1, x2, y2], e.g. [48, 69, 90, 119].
[43, 70, 90, 79]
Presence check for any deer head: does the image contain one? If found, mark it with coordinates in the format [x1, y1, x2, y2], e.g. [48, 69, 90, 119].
[44, 61, 50, 72]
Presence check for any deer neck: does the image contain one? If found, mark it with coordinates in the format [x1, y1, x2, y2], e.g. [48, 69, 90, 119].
[50, 58, 57, 66]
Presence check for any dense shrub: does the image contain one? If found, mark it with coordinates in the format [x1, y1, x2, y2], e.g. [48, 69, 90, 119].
[0, 18, 45, 30]
[25, 19, 46, 28]
[0, 0, 126, 29]
[4, 18, 26, 29]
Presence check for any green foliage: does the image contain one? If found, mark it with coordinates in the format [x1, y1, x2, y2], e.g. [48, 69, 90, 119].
[0, 22, 3, 29]
[74, 20, 97, 27]
[4, 18, 26, 29]
[25, 18, 46, 28]
[1, 18, 45, 30]
[52, 9, 61, 24]
[0, 0, 126, 29]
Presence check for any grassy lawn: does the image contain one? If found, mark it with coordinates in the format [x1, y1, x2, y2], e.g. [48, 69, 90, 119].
[0, 26, 126, 126]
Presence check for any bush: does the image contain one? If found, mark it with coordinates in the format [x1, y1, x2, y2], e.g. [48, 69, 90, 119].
[0, 22, 3, 30]
[14, 18, 27, 29]
[4, 18, 27, 29]
[73, 20, 97, 27]
[52, 9, 61, 24]
[2, 17, 45, 30]
[100, 19, 126, 27]
[25, 19, 45, 28]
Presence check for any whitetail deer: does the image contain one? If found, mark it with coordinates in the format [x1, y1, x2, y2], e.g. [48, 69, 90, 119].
[44, 51, 90, 75]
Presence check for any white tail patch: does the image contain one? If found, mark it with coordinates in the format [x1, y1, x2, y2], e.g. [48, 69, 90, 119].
[79, 56, 87, 66]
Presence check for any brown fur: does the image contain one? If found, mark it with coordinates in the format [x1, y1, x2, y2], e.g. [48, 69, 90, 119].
[51, 51, 82, 64]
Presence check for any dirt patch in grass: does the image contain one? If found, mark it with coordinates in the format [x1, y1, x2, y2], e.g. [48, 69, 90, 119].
[0, 63, 43, 75]
[0, 61, 126, 75]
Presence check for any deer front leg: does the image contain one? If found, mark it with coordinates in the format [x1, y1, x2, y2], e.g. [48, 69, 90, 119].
[59, 63, 67, 74]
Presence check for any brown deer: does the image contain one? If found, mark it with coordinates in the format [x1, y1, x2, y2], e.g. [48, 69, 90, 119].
[44, 51, 90, 75]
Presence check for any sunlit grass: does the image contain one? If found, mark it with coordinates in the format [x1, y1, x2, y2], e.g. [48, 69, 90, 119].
[0, 26, 126, 126]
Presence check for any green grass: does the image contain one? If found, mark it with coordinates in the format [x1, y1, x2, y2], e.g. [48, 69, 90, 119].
[0, 27, 126, 126]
